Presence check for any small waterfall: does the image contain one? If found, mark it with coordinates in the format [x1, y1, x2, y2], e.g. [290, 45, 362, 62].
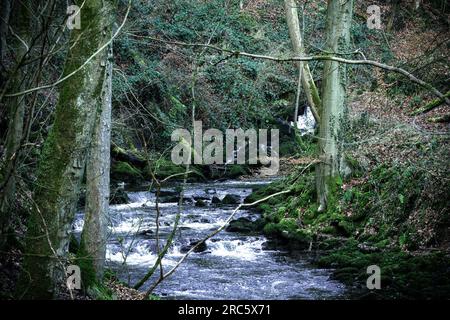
[290, 106, 316, 136]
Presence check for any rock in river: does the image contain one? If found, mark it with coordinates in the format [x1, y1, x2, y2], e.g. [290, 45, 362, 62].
[225, 217, 258, 233]
[195, 199, 207, 207]
[211, 196, 222, 204]
[110, 188, 130, 204]
[221, 194, 240, 205]
[180, 240, 208, 253]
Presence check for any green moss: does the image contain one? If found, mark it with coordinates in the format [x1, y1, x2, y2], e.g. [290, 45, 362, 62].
[76, 239, 98, 290]
[112, 161, 143, 179]
[410, 91, 450, 115]
[318, 242, 450, 299]
[227, 164, 249, 178]
[17, 0, 113, 299]
[293, 228, 313, 243]
[87, 284, 116, 300]
[152, 159, 185, 178]
[278, 218, 298, 233]
[151, 159, 206, 181]
[309, 80, 322, 111]
[263, 223, 279, 236]
[237, 11, 259, 31]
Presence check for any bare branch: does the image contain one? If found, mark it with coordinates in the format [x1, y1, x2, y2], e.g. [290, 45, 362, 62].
[3, 0, 132, 98]
[129, 34, 449, 105]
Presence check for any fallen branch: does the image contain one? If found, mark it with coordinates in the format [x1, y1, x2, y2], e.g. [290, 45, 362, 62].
[410, 91, 450, 115]
[427, 113, 450, 123]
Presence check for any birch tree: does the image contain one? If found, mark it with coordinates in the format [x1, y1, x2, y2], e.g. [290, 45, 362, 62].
[18, 0, 114, 299]
[78, 40, 113, 290]
[315, 0, 354, 212]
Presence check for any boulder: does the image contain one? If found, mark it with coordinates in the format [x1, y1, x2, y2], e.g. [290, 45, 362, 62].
[110, 188, 130, 204]
[221, 194, 240, 205]
[180, 240, 207, 253]
[261, 240, 278, 251]
[138, 229, 154, 236]
[159, 195, 179, 203]
[211, 196, 222, 204]
[195, 199, 207, 207]
[225, 217, 255, 233]
[158, 190, 179, 197]
[159, 195, 191, 203]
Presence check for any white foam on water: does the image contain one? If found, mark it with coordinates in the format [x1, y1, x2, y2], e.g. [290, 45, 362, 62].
[106, 245, 157, 266]
[290, 106, 316, 136]
[110, 217, 145, 233]
[207, 238, 265, 261]
[106, 240, 184, 267]
[180, 218, 228, 231]
[112, 200, 155, 210]
[72, 217, 84, 233]
[216, 180, 271, 185]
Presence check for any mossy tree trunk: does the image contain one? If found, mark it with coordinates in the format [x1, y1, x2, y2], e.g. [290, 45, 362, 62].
[315, 0, 353, 212]
[17, 0, 114, 299]
[78, 29, 113, 289]
[0, 1, 30, 249]
[284, 0, 321, 122]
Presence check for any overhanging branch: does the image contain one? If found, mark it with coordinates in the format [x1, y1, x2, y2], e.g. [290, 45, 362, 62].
[130, 34, 449, 106]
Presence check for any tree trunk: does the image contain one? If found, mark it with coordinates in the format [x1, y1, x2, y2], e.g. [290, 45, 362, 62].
[387, 0, 399, 32]
[17, 0, 114, 299]
[78, 38, 113, 289]
[0, 0, 11, 62]
[0, 1, 29, 249]
[284, 0, 321, 122]
[316, 0, 353, 212]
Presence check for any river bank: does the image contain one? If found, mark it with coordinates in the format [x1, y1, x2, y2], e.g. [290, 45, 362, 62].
[247, 157, 450, 299]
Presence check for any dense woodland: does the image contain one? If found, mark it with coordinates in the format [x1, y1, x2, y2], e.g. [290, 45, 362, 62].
[0, 0, 449, 300]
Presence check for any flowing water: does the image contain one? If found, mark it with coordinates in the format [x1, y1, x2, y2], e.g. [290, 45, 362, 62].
[73, 178, 346, 299]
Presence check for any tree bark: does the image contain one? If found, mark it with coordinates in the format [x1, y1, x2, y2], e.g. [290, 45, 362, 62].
[0, 1, 29, 249]
[0, 0, 11, 62]
[78, 36, 113, 289]
[284, 0, 321, 122]
[17, 0, 114, 299]
[316, 0, 354, 212]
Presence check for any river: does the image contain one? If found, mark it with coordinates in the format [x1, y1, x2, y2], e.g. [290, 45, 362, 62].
[73, 178, 346, 299]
